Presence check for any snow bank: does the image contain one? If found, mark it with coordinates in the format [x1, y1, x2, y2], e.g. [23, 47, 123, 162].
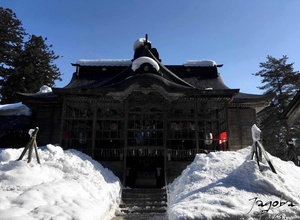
[168, 147, 300, 219]
[0, 102, 31, 116]
[0, 145, 121, 220]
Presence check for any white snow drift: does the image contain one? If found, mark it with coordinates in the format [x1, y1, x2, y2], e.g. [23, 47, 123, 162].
[0, 145, 121, 220]
[1, 143, 300, 219]
[168, 147, 300, 220]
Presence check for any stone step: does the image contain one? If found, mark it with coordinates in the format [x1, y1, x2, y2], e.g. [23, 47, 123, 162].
[122, 189, 167, 201]
[122, 188, 166, 193]
[119, 203, 167, 209]
[116, 188, 168, 218]
[111, 213, 167, 220]
[122, 193, 167, 199]
[120, 208, 167, 214]
[120, 198, 167, 207]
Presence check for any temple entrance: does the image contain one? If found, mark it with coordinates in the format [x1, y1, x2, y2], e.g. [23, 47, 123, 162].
[125, 101, 165, 188]
[126, 154, 164, 188]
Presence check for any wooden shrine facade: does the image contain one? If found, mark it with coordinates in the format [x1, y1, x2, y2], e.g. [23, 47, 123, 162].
[19, 36, 272, 187]
[62, 94, 229, 161]
[59, 90, 231, 187]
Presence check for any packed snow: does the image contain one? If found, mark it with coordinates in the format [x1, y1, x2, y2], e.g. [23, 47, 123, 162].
[133, 38, 151, 51]
[2, 145, 299, 220]
[76, 59, 132, 66]
[36, 85, 52, 94]
[0, 102, 31, 116]
[0, 145, 121, 220]
[132, 56, 160, 72]
[168, 147, 300, 220]
[1, 126, 300, 219]
[184, 60, 217, 67]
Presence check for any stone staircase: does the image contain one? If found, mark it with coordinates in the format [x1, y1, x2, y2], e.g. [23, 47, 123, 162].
[112, 188, 168, 220]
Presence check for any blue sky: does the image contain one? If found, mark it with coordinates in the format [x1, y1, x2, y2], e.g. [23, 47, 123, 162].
[2, 0, 300, 94]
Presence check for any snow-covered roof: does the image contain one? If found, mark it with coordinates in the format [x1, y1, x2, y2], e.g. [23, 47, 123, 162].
[132, 56, 160, 72]
[183, 60, 217, 67]
[0, 102, 31, 116]
[76, 59, 132, 66]
[75, 59, 219, 68]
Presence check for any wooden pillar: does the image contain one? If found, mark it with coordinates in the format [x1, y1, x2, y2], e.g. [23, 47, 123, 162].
[91, 101, 97, 158]
[163, 100, 168, 185]
[59, 97, 67, 148]
[225, 101, 230, 150]
[194, 99, 200, 152]
[122, 99, 128, 186]
[238, 106, 243, 149]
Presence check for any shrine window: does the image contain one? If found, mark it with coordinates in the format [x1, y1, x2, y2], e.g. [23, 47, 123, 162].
[127, 106, 164, 147]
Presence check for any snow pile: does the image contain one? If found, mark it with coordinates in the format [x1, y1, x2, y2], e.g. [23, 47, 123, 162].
[184, 60, 217, 67]
[0, 102, 31, 116]
[132, 56, 160, 72]
[168, 147, 300, 219]
[0, 145, 121, 220]
[133, 38, 151, 51]
[76, 59, 132, 66]
[36, 85, 52, 94]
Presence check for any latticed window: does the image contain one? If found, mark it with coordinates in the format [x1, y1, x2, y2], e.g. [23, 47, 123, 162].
[127, 107, 164, 147]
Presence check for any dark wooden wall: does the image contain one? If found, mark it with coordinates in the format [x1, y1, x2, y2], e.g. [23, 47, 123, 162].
[227, 107, 257, 150]
[33, 104, 62, 145]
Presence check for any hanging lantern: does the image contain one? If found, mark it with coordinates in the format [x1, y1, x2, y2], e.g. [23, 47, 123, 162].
[205, 133, 213, 145]
[79, 132, 87, 144]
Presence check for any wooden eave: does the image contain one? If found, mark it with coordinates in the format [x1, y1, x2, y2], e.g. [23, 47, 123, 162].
[18, 92, 60, 104]
[281, 90, 300, 125]
[228, 92, 274, 108]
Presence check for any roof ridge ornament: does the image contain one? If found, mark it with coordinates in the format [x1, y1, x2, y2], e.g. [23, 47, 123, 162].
[132, 56, 160, 73]
[144, 34, 149, 49]
[133, 37, 151, 52]
[133, 35, 161, 62]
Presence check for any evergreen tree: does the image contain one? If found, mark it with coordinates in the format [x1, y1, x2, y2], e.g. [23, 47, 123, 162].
[0, 7, 26, 101]
[253, 55, 300, 160]
[0, 7, 62, 103]
[17, 35, 61, 96]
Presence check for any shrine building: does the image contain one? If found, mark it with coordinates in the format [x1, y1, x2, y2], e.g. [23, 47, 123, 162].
[19, 36, 272, 187]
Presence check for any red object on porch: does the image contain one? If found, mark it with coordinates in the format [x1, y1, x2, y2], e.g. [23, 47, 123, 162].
[218, 132, 228, 150]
